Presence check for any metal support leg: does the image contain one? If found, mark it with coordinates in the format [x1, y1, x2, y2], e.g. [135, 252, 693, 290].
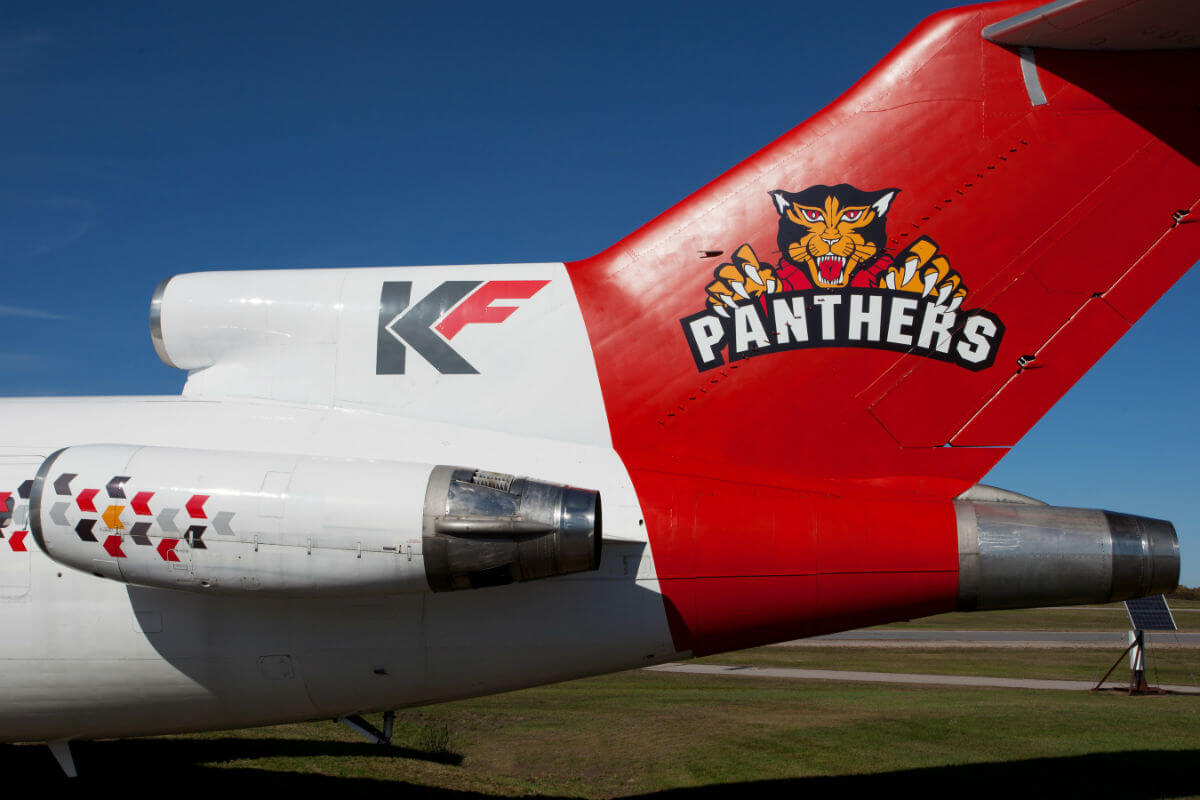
[337, 713, 394, 745]
[48, 740, 77, 777]
[1092, 637, 1138, 691]
[1130, 629, 1148, 693]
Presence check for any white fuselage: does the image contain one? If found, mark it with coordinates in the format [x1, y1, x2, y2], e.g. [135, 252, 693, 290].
[0, 263, 680, 743]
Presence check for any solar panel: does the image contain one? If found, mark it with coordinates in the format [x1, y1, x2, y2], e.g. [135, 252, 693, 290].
[1125, 595, 1178, 631]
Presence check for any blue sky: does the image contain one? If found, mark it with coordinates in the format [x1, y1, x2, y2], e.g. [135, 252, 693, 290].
[3, 1, 1198, 585]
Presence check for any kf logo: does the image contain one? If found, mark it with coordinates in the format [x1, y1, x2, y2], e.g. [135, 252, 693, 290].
[376, 280, 549, 375]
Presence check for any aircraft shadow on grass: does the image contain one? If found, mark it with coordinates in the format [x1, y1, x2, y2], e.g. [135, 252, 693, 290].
[645, 750, 1200, 800]
[2, 740, 1198, 798]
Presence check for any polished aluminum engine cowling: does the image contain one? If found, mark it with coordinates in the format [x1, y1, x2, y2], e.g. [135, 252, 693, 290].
[955, 495, 1179, 611]
[422, 466, 602, 591]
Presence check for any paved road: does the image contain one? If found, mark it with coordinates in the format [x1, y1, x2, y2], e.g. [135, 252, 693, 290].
[647, 662, 1200, 694]
[798, 630, 1200, 647]
[1046, 606, 1200, 612]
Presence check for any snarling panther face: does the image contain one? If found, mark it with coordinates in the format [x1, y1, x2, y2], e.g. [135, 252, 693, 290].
[771, 184, 897, 289]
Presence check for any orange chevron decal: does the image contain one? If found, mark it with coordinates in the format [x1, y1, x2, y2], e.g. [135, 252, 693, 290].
[102, 505, 125, 530]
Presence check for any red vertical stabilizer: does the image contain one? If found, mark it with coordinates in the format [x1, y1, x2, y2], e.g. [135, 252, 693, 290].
[567, 0, 1200, 654]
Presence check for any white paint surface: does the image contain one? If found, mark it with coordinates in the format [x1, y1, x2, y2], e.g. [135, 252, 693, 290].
[0, 261, 677, 743]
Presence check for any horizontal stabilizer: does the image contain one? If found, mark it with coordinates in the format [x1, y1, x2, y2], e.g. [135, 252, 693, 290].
[984, 0, 1200, 50]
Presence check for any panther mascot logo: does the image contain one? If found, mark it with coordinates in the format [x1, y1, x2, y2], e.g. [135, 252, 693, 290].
[705, 184, 967, 313]
[680, 183, 1003, 372]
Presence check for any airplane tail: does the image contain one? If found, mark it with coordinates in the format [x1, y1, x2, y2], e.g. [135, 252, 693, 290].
[566, 0, 1197, 652]
[569, 0, 1200, 496]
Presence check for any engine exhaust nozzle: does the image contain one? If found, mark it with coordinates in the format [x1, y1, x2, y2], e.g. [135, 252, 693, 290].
[955, 499, 1179, 611]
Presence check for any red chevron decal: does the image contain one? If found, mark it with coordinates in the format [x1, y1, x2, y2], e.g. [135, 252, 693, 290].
[185, 495, 209, 520]
[9, 531, 27, 552]
[131, 491, 154, 516]
[77, 488, 100, 513]
[156, 538, 180, 562]
[102, 535, 126, 558]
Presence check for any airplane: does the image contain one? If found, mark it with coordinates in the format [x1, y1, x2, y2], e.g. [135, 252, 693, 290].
[2, 0, 1197, 777]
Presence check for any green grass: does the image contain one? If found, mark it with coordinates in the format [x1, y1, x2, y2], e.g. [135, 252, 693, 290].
[868, 600, 1200, 632]
[8, 601, 1198, 792]
[9, 671, 1200, 796]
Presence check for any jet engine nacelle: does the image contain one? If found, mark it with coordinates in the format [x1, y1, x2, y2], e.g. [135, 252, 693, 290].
[955, 493, 1179, 610]
[28, 445, 601, 596]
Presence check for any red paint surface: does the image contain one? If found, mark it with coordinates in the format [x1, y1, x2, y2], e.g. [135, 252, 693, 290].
[566, 2, 1200, 655]
[435, 280, 549, 340]
[131, 491, 154, 516]
[76, 488, 99, 513]
[185, 495, 209, 520]
[9, 531, 27, 552]
[156, 539, 180, 562]
[102, 535, 126, 559]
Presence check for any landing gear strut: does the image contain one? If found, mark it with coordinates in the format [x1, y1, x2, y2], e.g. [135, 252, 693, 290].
[337, 710, 396, 745]
[48, 740, 77, 777]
